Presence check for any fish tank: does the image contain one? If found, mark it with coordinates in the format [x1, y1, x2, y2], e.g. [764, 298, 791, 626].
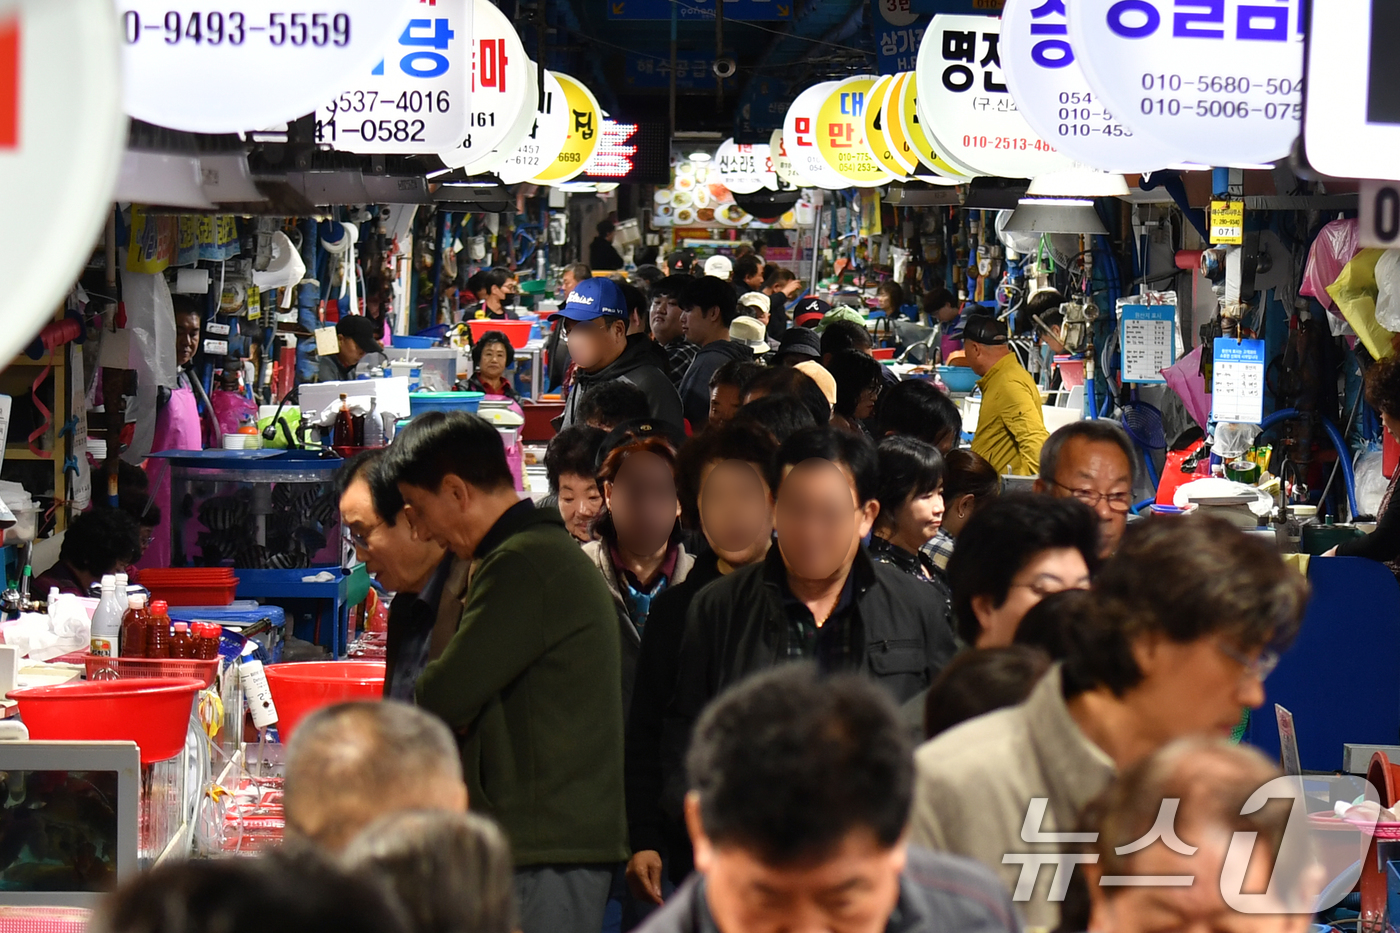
[154, 451, 344, 570]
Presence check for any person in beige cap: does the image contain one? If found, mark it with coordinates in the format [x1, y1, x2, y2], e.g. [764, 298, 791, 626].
[793, 360, 837, 416]
[727, 316, 770, 356]
[737, 292, 780, 351]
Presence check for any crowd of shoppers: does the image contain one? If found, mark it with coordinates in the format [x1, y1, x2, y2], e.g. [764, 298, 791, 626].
[96, 261, 1322, 933]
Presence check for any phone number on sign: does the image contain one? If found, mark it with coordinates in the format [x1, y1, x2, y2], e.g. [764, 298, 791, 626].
[1140, 74, 1303, 96]
[961, 136, 1056, 152]
[122, 11, 351, 47]
[1138, 98, 1300, 120]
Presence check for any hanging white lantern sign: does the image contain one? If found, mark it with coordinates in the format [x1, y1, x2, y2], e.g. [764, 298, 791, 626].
[436, 0, 536, 172]
[1067, 0, 1304, 166]
[915, 13, 1073, 177]
[715, 138, 776, 194]
[314, 0, 472, 153]
[119, 0, 415, 133]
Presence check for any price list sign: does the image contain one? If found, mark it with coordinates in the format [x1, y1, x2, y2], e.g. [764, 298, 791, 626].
[1211, 337, 1265, 424]
[1068, 0, 1304, 166]
[1119, 304, 1175, 384]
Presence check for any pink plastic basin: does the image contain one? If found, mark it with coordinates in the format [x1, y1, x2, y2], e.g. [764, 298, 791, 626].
[10, 677, 204, 764]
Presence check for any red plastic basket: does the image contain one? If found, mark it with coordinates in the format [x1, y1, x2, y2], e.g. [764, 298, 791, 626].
[10, 678, 204, 764]
[85, 656, 219, 689]
[264, 661, 385, 741]
[141, 568, 239, 607]
[468, 319, 533, 349]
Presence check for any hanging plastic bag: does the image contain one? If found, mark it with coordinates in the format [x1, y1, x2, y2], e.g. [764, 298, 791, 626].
[1213, 422, 1262, 459]
[1355, 447, 1389, 518]
[1375, 250, 1400, 333]
[1301, 217, 1360, 311]
[1328, 248, 1395, 361]
[1162, 346, 1212, 430]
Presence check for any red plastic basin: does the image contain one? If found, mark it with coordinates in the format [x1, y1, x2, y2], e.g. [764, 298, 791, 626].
[10, 678, 204, 764]
[468, 319, 533, 349]
[264, 661, 385, 741]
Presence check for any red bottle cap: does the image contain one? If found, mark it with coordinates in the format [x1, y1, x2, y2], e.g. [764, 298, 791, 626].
[151, 600, 168, 613]
[173, 622, 188, 633]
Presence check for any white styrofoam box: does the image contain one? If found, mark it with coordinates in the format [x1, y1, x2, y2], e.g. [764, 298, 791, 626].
[298, 377, 413, 425]
[960, 396, 1083, 437]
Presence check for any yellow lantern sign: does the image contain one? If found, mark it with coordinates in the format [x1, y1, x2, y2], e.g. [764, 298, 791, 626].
[863, 74, 915, 179]
[529, 72, 602, 184]
[893, 68, 976, 179]
[815, 77, 896, 188]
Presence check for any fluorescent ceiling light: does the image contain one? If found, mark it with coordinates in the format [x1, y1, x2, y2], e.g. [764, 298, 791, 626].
[688, 151, 712, 162]
[116, 151, 215, 210]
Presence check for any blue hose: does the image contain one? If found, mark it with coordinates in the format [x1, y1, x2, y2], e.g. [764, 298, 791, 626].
[1258, 407, 1360, 518]
[1131, 497, 1155, 515]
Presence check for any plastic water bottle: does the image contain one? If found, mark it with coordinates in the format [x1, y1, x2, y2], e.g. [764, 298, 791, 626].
[89, 575, 123, 657]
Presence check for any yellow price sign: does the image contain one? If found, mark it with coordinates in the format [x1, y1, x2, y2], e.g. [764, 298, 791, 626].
[530, 73, 602, 185]
[894, 69, 972, 180]
[1209, 200, 1245, 245]
[816, 77, 896, 188]
[862, 75, 915, 179]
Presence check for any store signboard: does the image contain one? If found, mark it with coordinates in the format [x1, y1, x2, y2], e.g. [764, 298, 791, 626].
[1359, 181, 1400, 250]
[714, 138, 777, 194]
[915, 14, 1071, 177]
[1000, 0, 1171, 172]
[607, 0, 791, 21]
[1119, 304, 1175, 384]
[119, 0, 414, 133]
[782, 81, 850, 189]
[624, 55, 735, 91]
[1068, 0, 1304, 167]
[873, 0, 929, 74]
[435, 0, 536, 172]
[863, 75, 916, 177]
[0, 0, 125, 371]
[1209, 199, 1244, 244]
[527, 72, 602, 184]
[313, 0, 470, 154]
[496, 70, 568, 184]
[769, 128, 814, 187]
[891, 69, 973, 177]
[815, 78, 897, 187]
[578, 121, 671, 184]
[1304, 0, 1400, 180]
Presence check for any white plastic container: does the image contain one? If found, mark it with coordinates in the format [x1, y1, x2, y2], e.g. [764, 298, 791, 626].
[0, 480, 40, 545]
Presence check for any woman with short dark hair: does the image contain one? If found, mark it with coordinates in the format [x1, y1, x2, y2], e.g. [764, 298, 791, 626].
[1333, 356, 1400, 575]
[825, 349, 883, 436]
[464, 331, 519, 399]
[870, 436, 947, 589]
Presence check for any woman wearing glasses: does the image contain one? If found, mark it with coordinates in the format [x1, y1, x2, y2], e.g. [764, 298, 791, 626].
[945, 493, 1101, 648]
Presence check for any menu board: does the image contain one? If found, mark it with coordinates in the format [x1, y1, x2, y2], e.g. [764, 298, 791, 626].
[1119, 305, 1175, 385]
[1211, 338, 1266, 424]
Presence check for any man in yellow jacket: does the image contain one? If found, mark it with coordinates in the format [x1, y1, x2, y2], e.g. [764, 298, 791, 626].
[964, 315, 1048, 476]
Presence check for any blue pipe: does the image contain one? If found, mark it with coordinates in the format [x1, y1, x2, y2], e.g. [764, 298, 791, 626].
[1131, 497, 1155, 516]
[1258, 407, 1360, 518]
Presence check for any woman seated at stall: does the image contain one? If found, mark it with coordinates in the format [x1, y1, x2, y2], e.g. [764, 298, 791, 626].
[34, 508, 142, 596]
[1330, 356, 1400, 573]
[463, 331, 520, 400]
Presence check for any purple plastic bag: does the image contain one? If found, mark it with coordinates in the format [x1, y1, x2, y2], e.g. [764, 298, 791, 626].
[1162, 346, 1211, 430]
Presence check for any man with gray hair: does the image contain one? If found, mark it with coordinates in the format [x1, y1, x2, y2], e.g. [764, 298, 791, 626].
[1035, 420, 1136, 557]
[284, 700, 468, 853]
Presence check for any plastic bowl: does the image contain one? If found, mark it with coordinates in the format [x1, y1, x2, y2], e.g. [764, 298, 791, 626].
[391, 334, 439, 349]
[264, 661, 385, 741]
[936, 365, 980, 393]
[468, 319, 533, 349]
[409, 391, 485, 418]
[10, 678, 204, 764]
[872, 347, 896, 360]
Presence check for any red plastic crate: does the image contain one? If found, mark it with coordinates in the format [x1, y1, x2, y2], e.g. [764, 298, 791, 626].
[141, 568, 238, 606]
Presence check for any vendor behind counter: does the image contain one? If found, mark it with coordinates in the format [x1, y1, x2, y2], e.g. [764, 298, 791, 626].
[1330, 357, 1400, 573]
[33, 508, 141, 596]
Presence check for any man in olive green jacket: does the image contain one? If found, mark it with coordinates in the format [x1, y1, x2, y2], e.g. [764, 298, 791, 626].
[386, 411, 627, 933]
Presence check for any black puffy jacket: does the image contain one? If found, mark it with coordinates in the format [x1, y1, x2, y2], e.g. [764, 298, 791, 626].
[560, 334, 684, 431]
[657, 544, 956, 828]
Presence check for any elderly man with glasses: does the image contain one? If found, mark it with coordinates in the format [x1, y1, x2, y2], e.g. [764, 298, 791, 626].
[1035, 421, 1137, 558]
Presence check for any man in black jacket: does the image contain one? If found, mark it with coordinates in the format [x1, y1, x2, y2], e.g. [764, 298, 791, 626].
[678, 276, 752, 431]
[589, 220, 626, 271]
[556, 277, 684, 432]
[659, 427, 957, 851]
[635, 665, 1019, 933]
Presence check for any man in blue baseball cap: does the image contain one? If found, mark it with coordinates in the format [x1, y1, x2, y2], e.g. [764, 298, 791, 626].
[554, 277, 684, 432]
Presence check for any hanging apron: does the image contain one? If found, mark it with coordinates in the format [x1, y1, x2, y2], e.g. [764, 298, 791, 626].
[139, 384, 202, 570]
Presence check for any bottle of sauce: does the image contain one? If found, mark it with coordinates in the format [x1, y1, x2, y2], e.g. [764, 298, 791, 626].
[170, 622, 193, 660]
[120, 593, 149, 659]
[146, 600, 172, 659]
[196, 623, 222, 660]
[90, 575, 122, 657]
[333, 393, 354, 448]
